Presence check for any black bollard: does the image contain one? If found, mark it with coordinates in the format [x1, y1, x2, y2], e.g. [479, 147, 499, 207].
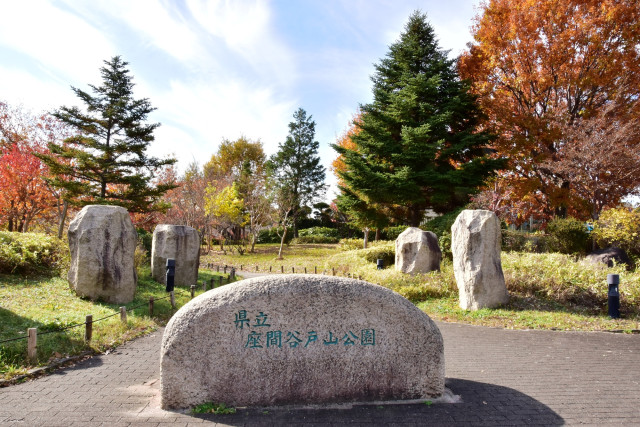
[376, 259, 384, 270]
[165, 259, 176, 292]
[607, 274, 620, 319]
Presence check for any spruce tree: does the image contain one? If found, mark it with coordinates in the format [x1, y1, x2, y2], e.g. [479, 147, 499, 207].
[333, 12, 504, 226]
[269, 108, 326, 236]
[38, 56, 176, 213]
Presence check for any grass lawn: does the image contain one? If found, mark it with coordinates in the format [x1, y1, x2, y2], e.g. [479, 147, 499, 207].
[0, 267, 233, 381]
[1, 242, 638, 382]
[204, 243, 640, 332]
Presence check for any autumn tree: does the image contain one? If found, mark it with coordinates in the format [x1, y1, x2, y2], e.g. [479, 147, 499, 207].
[204, 182, 247, 253]
[334, 12, 503, 227]
[460, 0, 640, 220]
[37, 56, 176, 214]
[269, 108, 326, 237]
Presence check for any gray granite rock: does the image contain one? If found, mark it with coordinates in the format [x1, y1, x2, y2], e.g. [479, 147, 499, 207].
[395, 227, 441, 274]
[67, 205, 137, 304]
[452, 210, 508, 310]
[151, 225, 200, 286]
[160, 274, 444, 408]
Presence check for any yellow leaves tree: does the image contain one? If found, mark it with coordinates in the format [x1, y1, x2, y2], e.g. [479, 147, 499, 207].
[204, 182, 248, 252]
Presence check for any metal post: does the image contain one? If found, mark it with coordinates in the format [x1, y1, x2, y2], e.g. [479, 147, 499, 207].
[608, 274, 621, 319]
[190, 285, 195, 299]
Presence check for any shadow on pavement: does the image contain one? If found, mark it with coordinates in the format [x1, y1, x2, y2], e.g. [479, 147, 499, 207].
[187, 378, 563, 426]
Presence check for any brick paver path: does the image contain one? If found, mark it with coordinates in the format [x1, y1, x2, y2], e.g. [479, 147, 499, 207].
[1, 321, 639, 426]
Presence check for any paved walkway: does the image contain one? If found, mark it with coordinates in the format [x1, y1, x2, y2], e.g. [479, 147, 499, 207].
[2, 298, 640, 427]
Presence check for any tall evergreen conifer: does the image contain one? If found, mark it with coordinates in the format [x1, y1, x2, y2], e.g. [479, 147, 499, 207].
[269, 108, 326, 236]
[333, 12, 504, 226]
[38, 56, 176, 213]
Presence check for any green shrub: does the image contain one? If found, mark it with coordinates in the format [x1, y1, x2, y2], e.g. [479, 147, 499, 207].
[136, 228, 152, 255]
[592, 208, 640, 255]
[439, 231, 452, 260]
[358, 242, 395, 268]
[257, 227, 293, 244]
[383, 225, 409, 240]
[423, 207, 464, 237]
[292, 235, 340, 244]
[298, 227, 340, 239]
[546, 217, 590, 254]
[0, 232, 69, 276]
[502, 230, 549, 253]
[339, 238, 364, 251]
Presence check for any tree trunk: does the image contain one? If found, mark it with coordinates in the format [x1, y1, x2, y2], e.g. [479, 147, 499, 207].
[57, 200, 68, 239]
[409, 205, 421, 227]
[250, 233, 257, 253]
[375, 228, 381, 241]
[277, 227, 288, 260]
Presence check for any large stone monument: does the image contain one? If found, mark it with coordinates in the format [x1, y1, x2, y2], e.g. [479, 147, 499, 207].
[160, 275, 444, 408]
[67, 205, 137, 304]
[395, 227, 441, 274]
[151, 225, 200, 287]
[452, 209, 508, 310]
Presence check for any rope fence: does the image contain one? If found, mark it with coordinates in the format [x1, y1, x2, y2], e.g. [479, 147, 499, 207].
[1, 265, 364, 365]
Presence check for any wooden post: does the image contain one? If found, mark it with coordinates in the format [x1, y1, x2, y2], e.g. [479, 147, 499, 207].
[281, 265, 284, 273]
[256, 265, 259, 272]
[190, 285, 195, 298]
[304, 267, 307, 274]
[27, 328, 37, 364]
[292, 266, 295, 273]
[223, 265, 227, 274]
[227, 275, 231, 284]
[170, 291, 176, 309]
[203, 280, 207, 291]
[314, 266, 317, 274]
[332, 267, 335, 276]
[149, 296, 154, 316]
[269, 265, 272, 273]
[218, 276, 223, 287]
[210, 277, 214, 289]
[359, 275, 362, 280]
[85, 315, 93, 342]
[120, 306, 127, 324]
[216, 265, 220, 272]
[240, 264, 243, 271]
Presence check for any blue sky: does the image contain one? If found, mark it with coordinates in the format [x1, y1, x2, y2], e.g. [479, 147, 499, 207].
[0, 0, 480, 199]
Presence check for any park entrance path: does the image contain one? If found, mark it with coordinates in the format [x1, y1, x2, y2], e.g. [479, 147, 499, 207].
[1, 321, 639, 426]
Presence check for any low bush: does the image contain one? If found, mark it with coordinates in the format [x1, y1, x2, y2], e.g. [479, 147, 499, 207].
[383, 226, 409, 240]
[257, 227, 293, 244]
[0, 232, 69, 276]
[502, 230, 549, 253]
[358, 242, 395, 267]
[298, 227, 340, 239]
[423, 207, 464, 237]
[292, 235, 339, 244]
[593, 208, 640, 255]
[546, 217, 590, 254]
[136, 228, 152, 255]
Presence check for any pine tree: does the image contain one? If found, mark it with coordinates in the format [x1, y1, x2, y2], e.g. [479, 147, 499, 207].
[333, 12, 504, 226]
[37, 56, 176, 214]
[268, 108, 326, 236]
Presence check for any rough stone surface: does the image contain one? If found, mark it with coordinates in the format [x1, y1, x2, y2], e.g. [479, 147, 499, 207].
[395, 227, 441, 274]
[585, 246, 632, 269]
[452, 210, 508, 310]
[160, 274, 444, 408]
[151, 224, 200, 286]
[67, 205, 137, 304]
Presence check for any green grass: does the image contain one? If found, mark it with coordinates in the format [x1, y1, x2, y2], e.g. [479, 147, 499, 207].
[192, 402, 237, 415]
[205, 243, 640, 332]
[0, 266, 234, 380]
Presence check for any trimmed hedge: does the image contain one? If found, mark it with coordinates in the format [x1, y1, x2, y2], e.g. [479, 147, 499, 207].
[0, 232, 69, 276]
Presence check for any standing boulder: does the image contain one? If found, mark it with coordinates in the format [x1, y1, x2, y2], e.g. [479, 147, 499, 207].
[452, 210, 508, 310]
[67, 205, 137, 304]
[395, 227, 441, 274]
[151, 225, 200, 286]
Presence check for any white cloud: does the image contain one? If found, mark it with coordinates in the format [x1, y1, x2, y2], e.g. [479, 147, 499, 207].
[0, 1, 115, 84]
